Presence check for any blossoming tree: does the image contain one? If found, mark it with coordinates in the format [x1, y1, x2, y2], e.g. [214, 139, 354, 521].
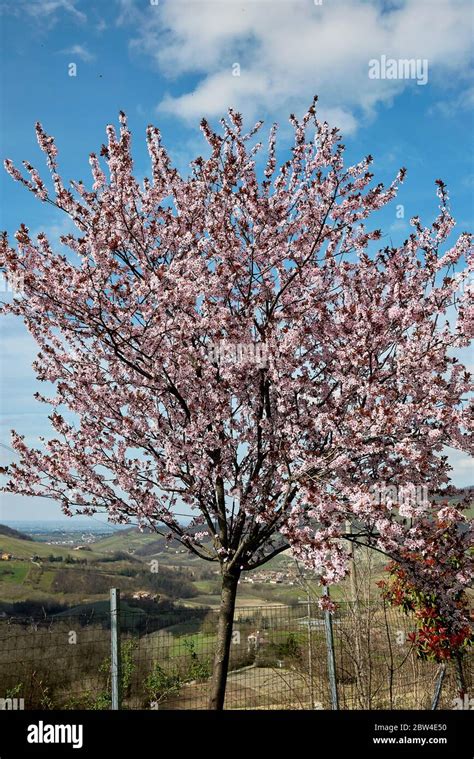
[1, 98, 472, 709]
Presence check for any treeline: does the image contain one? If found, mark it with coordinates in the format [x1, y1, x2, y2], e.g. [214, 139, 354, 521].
[0, 598, 71, 617]
[46, 554, 87, 564]
[52, 568, 118, 594]
[93, 551, 141, 563]
[50, 564, 198, 599]
[135, 567, 198, 598]
[0, 596, 211, 636]
[121, 597, 210, 634]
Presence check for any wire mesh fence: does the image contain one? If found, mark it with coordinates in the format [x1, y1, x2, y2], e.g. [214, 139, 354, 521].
[0, 597, 471, 710]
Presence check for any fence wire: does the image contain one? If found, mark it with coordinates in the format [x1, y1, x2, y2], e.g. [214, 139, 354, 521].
[0, 600, 471, 710]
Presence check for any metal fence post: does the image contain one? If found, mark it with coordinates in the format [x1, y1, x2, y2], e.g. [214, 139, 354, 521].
[454, 654, 467, 701]
[431, 663, 446, 710]
[306, 593, 315, 709]
[323, 586, 339, 710]
[110, 588, 121, 710]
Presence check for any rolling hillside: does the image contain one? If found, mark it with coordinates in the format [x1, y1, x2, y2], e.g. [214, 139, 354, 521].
[90, 528, 161, 554]
[0, 524, 33, 541]
[0, 532, 103, 561]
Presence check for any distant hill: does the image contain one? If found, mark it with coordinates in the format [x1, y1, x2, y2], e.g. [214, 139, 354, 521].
[91, 529, 163, 554]
[92, 523, 210, 557]
[453, 486, 473, 497]
[0, 524, 33, 542]
[0, 533, 103, 560]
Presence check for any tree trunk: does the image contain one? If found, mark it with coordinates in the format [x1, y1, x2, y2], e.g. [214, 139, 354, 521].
[208, 567, 240, 710]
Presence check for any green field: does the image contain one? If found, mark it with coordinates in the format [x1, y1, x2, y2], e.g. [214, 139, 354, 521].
[89, 530, 160, 554]
[0, 560, 30, 584]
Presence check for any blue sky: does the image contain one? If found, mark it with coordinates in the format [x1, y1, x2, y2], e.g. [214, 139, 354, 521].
[0, 0, 473, 521]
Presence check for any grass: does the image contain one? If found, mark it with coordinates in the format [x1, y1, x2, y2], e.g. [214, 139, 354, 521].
[0, 560, 30, 584]
[37, 569, 56, 591]
[168, 631, 215, 658]
[193, 580, 218, 594]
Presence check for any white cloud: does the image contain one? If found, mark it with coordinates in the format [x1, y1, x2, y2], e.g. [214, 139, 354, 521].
[444, 447, 474, 488]
[59, 43, 95, 63]
[428, 85, 474, 118]
[120, 0, 473, 130]
[2, 0, 87, 24]
[95, 18, 107, 33]
[388, 220, 409, 235]
[31, 214, 79, 248]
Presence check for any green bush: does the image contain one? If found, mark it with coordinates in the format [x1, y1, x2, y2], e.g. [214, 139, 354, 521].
[182, 639, 211, 682]
[144, 663, 181, 706]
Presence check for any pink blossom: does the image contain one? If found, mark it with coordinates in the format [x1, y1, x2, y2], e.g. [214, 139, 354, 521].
[0, 101, 472, 637]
